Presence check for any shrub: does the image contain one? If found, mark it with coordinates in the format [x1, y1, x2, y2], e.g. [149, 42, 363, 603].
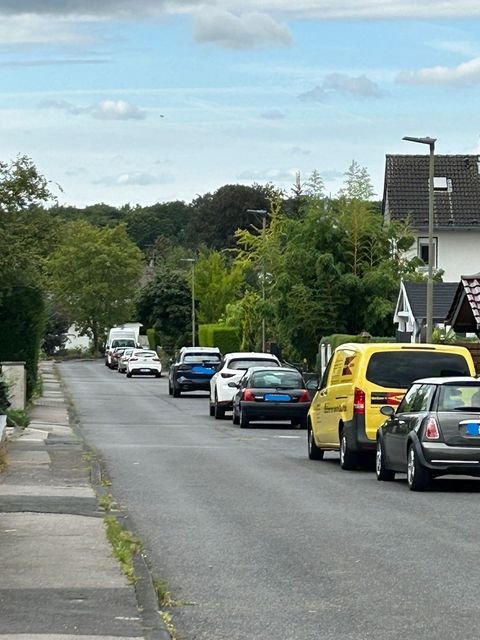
[0, 287, 45, 399]
[199, 324, 240, 354]
[146, 328, 157, 350]
[0, 375, 10, 414]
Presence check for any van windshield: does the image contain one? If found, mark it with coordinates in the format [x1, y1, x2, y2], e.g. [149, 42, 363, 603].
[112, 339, 136, 348]
[366, 352, 470, 389]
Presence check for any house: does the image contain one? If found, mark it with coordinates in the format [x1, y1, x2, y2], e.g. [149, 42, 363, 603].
[393, 280, 458, 343]
[446, 274, 480, 337]
[383, 155, 480, 281]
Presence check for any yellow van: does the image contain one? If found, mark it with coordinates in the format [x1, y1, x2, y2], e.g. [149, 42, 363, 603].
[307, 343, 476, 469]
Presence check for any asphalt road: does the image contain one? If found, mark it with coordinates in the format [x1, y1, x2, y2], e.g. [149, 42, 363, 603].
[60, 360, 480, 640]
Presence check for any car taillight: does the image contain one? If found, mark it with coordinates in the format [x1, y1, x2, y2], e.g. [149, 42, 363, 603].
[353, 387, 365, 414]
[152, 357, 160, 362]
[243, 389, 255, 401]
[129, 357, 138, 361]
[298, 390, 309, 402]
[424, 417, 440, 440]
[221, 372, 235, 379]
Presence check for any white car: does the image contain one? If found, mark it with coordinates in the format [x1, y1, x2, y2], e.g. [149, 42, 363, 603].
[126, 349, 162, 378]
[117, 347, 135, 373]
[209, 352, 281, 419]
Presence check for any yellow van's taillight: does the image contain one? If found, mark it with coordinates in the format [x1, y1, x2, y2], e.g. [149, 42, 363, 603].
[353, 387, 365, 414]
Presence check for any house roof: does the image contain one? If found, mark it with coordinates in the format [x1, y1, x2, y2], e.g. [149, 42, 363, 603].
[383, 154, 480, 229]
[403, 281, 458, 322]
[446, 274, 480, 331]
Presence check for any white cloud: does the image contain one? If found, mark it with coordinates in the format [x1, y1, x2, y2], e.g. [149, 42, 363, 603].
[193, 9, 292, 49]
[95, 172, 173, 186]
[0, 14, 92, 45]
[92, 100, 146, 120]
[40, 99, 147, 120]
[397, 57, 480, 86]
[2, 1, 480, 20]
[237, 167, 297, 182]
[299, 74, 383, 101]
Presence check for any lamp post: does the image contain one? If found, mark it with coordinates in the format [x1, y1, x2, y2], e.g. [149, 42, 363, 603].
[402, 136, 436, 343]
[180, 258, 196, 346]
[246, 208, 267, 352]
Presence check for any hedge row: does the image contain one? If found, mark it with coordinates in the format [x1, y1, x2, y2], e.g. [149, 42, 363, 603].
[198, 324, 240, 354]
[0, 287, 45, 400]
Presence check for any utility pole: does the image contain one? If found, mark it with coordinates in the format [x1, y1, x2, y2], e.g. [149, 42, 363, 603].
[246, 209, 267, 352]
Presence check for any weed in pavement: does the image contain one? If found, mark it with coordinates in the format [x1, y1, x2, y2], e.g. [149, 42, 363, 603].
[104, 515, 142, 582]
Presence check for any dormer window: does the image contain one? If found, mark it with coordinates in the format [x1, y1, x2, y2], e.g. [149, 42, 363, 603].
[433, 177, 452, 192]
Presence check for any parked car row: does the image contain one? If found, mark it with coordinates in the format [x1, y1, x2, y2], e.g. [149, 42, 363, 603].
[169, 347, 312, 428]
[306, 342, 480, 491]
[107, 346, 162, 378]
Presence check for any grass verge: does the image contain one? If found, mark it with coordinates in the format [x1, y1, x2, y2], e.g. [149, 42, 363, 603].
[104, 515, 142, 582]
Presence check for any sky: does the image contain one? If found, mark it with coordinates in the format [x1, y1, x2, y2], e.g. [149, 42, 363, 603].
[2, 1, 480, 207]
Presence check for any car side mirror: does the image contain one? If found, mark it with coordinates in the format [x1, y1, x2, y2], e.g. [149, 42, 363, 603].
[380, 405, 395, 417]
[305, 378, 319, 391]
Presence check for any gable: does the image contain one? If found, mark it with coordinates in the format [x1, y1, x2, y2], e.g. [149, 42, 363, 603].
[447, 275, 480, 332]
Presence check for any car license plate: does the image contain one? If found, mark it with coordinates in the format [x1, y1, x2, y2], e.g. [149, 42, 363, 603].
[192, 366, 213, 374]
[264, 394, 291, 402]
[140, 368, 150, 372]
[465, 422, 480, 437]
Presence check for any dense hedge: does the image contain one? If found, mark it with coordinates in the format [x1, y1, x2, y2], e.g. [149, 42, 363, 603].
[0, 287, 45, 399]
[0, 375, 10, 413]
[146, 328, 157, 350]
[199, 324, 240, 354]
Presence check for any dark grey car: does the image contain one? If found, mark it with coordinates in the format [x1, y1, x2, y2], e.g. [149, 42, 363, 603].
[376, 377, 480, 491]
[230, 366, 310, 429]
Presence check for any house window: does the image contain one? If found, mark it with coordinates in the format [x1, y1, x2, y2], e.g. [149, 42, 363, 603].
[418, 237, 438, 268]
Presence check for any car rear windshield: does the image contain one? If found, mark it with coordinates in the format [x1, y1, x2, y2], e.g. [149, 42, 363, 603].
[438, 383, 480, 411]
[229, 358, 279, 370]
[183, 354, 221, 363]
[250, 370, 303, 388]
[366, 352, 471, 389]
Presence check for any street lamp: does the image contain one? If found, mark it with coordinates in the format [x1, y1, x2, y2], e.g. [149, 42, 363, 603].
[180, 258, 196, 346]
[402, 136, 437, 343]
[246, 209, 267, 352]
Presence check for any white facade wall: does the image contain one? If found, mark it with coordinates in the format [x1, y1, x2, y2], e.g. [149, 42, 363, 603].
[404, 230, 480, 281]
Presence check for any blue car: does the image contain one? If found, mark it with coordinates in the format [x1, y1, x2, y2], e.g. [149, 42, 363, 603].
[168, 347, 222, 397]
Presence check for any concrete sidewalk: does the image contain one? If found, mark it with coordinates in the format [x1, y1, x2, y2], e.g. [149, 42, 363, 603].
[0, 361, 168, 640]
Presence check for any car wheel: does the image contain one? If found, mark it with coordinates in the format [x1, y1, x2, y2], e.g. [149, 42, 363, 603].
[307, 425, 324, 460]
[232, 405, 240, 425]
[339, 430, 359, 470]
[168, 381, 173, 396]
[209, 400, 215, 416]
[126, 371, 132, 378]
[173, 385, 181, 398]
[214, 393, 225, 419]
[376, 438, 395, 481]
[407, 444, 430, 491]
[239, 407, 249, 429]
[155, 372, 161, 378]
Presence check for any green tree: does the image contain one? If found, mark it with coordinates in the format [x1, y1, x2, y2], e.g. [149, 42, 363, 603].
[187, 184, 271, 249]
[125, 201, 192, 250]
[47, 221, 143, 353]
[136, 268, 191, 351]
[0, 157, 59, 291]
[338, 160, 375, 201]
[194, 250, 245, 324]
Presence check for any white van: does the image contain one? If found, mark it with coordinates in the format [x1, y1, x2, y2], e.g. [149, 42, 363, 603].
[105, 328, 138, 367]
